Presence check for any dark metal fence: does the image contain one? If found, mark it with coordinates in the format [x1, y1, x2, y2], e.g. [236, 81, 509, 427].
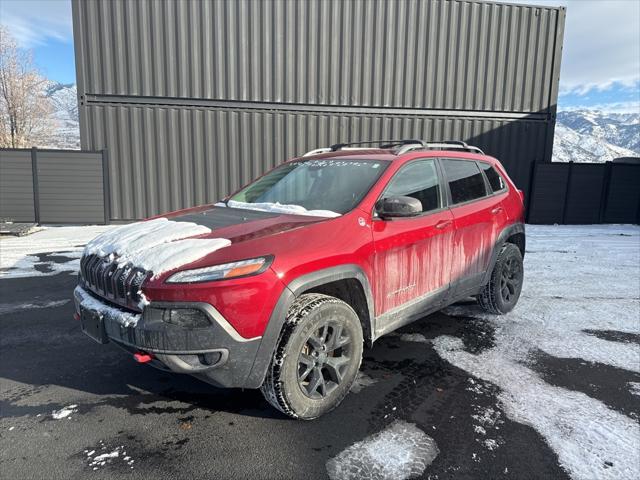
[528, 162, 640, 225]
[0, 148, 107, 225]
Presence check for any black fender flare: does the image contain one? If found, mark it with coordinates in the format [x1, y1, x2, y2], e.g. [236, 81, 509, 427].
[481, 222, 526, 286]
[243, 264, 375, 389]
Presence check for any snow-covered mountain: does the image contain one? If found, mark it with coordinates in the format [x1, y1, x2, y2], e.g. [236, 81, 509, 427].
[553, 110, 640, 163]
[44, 82, 80, 150]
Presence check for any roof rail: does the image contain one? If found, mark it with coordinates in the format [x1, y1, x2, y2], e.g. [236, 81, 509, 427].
[302, 139, 484, 157]
[303, 139, 425, 156]
[395, 141, 485, 155]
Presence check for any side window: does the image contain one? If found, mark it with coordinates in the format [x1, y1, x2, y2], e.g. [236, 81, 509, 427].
[382, 160, 441, 213]
[441, 159, 488, 205]
[479, 162, 506, 193]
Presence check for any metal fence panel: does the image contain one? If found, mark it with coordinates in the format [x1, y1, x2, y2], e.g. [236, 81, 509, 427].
[528, 163, 570, 224]
[0, 149, 106, 225]
[564, 164, 606, 225]
[604, 164, 640, 224]
[0, 150, 35, 222]
[528, 162, 640, 225]
[37, 151, 105, 224]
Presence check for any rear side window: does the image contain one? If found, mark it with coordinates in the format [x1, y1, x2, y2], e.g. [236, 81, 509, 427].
[383, 159, 441, 213]
[479, 162, 506, 192]
[441, 159, 488, 205]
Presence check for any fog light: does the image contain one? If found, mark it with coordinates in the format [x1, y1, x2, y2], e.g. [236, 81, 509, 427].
[198, 352, 222, 366]
[163, 308, 211, 328]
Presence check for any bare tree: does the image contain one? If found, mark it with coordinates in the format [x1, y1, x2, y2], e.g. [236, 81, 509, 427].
[0, 26, 55, 148]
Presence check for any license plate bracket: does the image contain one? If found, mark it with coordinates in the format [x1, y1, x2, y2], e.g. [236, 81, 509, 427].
[80, 306, 109, 344]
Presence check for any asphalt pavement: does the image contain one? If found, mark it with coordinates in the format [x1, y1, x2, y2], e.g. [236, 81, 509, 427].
[3, 261, 628, 479]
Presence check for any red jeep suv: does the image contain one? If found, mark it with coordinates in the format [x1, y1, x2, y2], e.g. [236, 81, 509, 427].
[74, 139, 525, 419]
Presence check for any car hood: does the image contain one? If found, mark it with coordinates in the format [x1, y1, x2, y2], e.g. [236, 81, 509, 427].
[166, 205, 327, 243]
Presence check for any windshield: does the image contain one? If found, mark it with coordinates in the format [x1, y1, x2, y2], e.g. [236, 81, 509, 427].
[227, 159, 389, 216]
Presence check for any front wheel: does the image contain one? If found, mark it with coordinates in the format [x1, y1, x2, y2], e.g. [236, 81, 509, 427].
[477, 243, 524, 314]
[260, 294, 363, 420]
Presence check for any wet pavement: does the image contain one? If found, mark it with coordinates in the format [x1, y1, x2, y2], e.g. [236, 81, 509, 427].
[0, 270, 586, 479]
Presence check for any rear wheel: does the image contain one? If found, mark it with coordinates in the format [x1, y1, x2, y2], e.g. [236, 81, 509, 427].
[477, 243, 524, 314]
[260, 294, 363, 420]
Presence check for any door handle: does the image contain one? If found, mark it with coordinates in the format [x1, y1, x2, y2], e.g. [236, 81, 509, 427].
[435, 220, 453, 229]
[491, 207, 504, 215]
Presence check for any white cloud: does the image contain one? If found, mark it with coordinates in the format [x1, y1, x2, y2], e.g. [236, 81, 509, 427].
[0, 0, 72, 47]
[501, 0, 640, 95]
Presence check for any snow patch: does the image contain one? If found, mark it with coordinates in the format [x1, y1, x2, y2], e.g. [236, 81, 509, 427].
[86, 444, 134, 470]
[434, 225, 640, 479]
[399, 333, 430, 343]
[434, 337, 640, 479]
[220, 200, 341, 218]
[326, 420, 438, 480]
[0, 226, 112, 279]
[85, 218, 231, 278]
[483, 439, 501, 451]
[628, 382, 640, 397]
[0, 299, 70, 315]
[350, 372, 378, 393]
[52, 404, 78, 420]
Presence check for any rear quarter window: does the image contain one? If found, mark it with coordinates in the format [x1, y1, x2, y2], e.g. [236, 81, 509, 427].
[479, 162, 507, 193]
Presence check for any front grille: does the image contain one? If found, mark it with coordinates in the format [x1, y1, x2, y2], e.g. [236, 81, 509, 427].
[80, 254, 149, 311]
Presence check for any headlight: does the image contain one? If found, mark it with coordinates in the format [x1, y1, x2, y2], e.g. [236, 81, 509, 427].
[166, 256, 273, 283]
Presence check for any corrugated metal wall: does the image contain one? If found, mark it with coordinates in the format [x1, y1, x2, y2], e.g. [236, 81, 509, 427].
[0, 149, 106, 224]
[72, 0, 565, 221]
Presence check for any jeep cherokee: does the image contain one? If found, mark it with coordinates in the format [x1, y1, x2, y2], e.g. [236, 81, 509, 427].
[74, 139, 525, 419]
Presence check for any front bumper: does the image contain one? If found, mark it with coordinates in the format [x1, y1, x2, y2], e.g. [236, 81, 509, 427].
[74, 286, 262, 388]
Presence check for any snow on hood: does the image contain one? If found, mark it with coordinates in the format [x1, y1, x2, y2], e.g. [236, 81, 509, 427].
[84, 218, 231, 278]
[218, 200, 341, 218]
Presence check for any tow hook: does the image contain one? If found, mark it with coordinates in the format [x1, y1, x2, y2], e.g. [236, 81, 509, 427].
[133, 352, 154, 364]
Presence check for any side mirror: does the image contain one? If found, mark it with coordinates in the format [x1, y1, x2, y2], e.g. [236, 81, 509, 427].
[376, 195, 422, 219]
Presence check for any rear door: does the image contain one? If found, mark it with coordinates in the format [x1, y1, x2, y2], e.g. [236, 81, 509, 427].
[371, 159, 455, 334]
[440, 158, 509, 298]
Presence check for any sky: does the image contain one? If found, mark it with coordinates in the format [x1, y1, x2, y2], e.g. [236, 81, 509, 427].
[0, 0, 638, 113]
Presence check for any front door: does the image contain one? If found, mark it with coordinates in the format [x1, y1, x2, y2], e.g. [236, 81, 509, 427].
[371, 159, 455, 336]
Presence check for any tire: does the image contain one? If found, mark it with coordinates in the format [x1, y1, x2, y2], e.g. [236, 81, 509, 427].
[477, 243, 524, 315]
[260, 293, 363, 420]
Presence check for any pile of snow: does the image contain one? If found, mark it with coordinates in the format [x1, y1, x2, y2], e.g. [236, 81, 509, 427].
[52, 404, 78, 420]
[432, 224, 640, 480]
[85, 218, 231, 279]
[0, 225, 112, 279]
[220, 200, 341, 218]
[85, 444, 134, 470]
[399, 333, 429, 343]
[326, 420, 439, 480]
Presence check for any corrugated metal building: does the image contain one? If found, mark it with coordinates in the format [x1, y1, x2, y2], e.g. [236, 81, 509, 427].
[72, 0, 565, 222]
